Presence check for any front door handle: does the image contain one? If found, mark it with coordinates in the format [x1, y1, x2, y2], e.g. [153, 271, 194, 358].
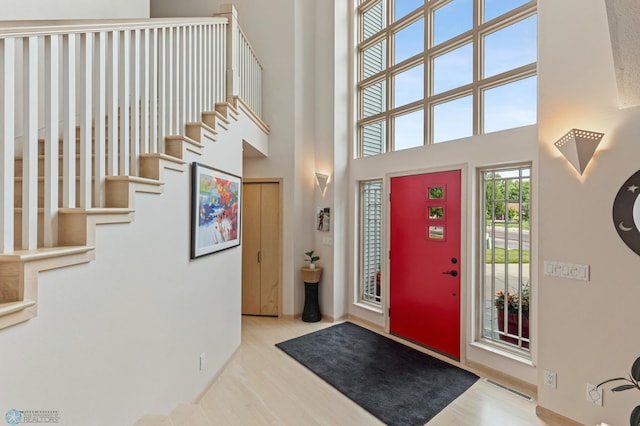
[442, 270, 458, 277]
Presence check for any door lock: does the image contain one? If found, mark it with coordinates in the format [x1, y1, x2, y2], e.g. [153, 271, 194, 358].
[442, 270, 458, 277]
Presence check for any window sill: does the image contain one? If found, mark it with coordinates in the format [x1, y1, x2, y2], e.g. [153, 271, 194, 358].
[353, 301, 384, 315]
[470, 340, 535, 367]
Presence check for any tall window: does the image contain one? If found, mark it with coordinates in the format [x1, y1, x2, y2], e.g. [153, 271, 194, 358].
[356, 0, 537, 157]
[480, 164, 531, 353]
[360, 180, 383, 305]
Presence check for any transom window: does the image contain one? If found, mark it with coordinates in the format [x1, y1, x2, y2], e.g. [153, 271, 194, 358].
[356, 0, 537, 157]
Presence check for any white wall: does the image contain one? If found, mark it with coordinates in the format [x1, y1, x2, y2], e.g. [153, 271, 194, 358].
[0, 0, 149, 20]
[537, 0, 640, 424]
[0, 119, 245, 424]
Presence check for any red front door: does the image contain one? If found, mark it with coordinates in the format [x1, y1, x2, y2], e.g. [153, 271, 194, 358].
[390, 170, 461, 359]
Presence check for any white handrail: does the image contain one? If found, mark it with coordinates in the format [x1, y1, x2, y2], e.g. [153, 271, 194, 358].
[216, 5, 264, 118]
[238, 27, 263, 118]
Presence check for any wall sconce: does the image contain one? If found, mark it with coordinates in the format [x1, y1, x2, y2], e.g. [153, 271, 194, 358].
[554, 129, 604, 175]
[315, 173, 329, 194]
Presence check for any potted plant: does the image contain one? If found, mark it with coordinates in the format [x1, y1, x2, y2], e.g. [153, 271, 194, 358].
[597, 356, 640, 426]
[494, 282, 529, 348]
[305, 250, 320, 269]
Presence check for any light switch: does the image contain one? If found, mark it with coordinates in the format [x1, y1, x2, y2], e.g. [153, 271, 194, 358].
[322, 237, 333, 246]
[543, 261, 589, 281]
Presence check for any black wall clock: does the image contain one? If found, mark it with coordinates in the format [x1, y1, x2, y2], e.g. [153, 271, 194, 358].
[613, 169, 640, 255]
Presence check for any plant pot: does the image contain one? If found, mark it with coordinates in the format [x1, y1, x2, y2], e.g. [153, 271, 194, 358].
[497, 310, 529, 348]
[301, 267, 322, 284]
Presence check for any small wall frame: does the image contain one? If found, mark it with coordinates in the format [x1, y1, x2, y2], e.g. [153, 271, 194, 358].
[317, 207, 330, 232]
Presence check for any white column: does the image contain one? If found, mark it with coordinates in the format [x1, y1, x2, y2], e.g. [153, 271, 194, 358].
[218, 4, 240, 102]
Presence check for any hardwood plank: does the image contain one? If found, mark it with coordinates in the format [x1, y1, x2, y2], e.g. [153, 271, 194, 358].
[196, 316, 577, 426]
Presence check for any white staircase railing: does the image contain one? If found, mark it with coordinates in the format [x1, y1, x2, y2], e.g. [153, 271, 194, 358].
[216, 5, 264, 118]
[0, 6, 264, 254]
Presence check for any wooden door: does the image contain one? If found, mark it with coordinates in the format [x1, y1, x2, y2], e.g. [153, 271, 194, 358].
[242, 182, 280, 316]
[390, 170, 461, 359]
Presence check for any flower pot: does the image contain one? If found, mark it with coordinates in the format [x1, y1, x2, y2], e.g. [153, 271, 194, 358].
[497, 310, 529, 348]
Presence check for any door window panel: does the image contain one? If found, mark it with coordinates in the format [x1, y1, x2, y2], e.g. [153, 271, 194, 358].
[429, 207, 444, 219]
[428, 225, 445, 240]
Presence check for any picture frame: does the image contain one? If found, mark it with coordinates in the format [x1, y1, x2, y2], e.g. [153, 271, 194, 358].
[191, 162, 242, 259]
[316, 207, 330, 232]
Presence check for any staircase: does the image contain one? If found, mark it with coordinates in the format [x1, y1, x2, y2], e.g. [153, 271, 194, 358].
[0, 6, 268, 333]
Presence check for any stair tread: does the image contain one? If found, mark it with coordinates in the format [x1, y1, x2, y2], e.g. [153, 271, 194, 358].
[105, 175, 165, 186]
[140, 152, 187, 164]
[0, 246, 93, 262]
[0, 300, 36, 317]
[57, 207, 135, 214]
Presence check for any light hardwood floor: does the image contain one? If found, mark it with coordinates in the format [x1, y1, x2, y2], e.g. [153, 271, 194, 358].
[193, 316, 575, 426]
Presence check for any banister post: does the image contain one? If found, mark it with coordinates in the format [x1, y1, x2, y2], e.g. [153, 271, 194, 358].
[217, 4, 240, 102]
[0, 38, 15, 253]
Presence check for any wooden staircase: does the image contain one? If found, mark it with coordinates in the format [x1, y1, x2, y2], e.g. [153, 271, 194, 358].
[0, 101, 240, 331]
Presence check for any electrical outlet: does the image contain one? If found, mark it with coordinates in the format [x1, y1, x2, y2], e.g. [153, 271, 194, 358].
[586, 384, 603, 406]
[543, 370, 557, 388]
[199, 352, 206, 371]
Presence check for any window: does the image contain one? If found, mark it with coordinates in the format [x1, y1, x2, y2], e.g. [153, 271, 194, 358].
[479, 164, 531, 353]
[356, 0, 537, 157]
[360, 180, 383, 305]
